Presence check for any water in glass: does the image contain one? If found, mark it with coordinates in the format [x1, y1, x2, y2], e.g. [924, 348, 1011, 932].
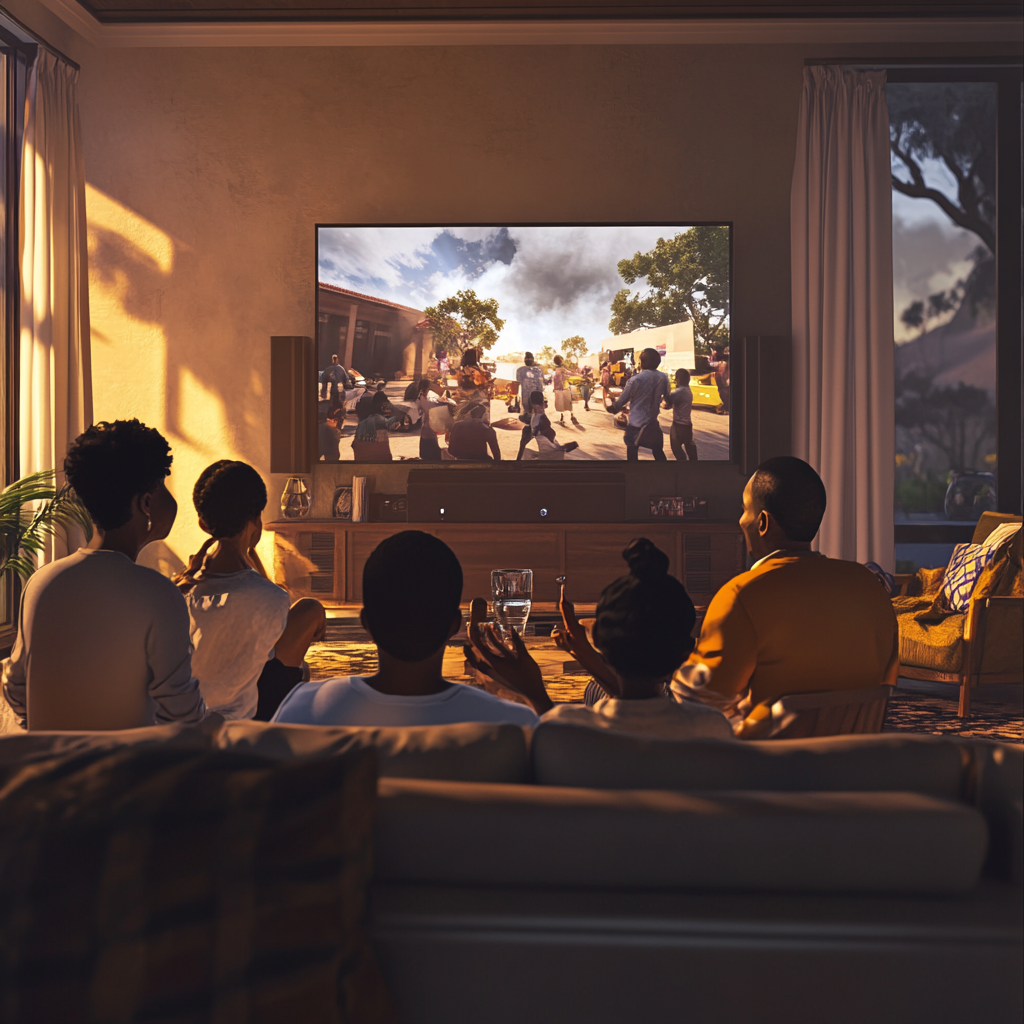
[491, 569, 533, 639]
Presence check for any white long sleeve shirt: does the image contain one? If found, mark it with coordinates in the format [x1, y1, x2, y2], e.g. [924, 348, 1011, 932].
[2, 548, 207, 730]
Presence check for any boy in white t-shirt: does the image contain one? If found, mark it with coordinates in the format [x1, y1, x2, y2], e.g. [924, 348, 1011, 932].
[664, 368, 698, 461]
[176, 461, 326, 720]
[273, 531, 538, 728]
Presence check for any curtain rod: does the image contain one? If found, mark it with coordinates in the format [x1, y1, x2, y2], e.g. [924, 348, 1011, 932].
[805, 56, 1022, 67]
[0, 5, 81, 71]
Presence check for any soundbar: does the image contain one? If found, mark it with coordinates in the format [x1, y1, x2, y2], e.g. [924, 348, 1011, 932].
[407, 470, 626, 523]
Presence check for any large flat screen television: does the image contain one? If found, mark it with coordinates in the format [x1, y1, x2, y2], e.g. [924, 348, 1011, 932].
[316, 223, 731, 463]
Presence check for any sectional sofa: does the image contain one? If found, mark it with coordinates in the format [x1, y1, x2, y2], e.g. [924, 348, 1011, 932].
[0, 720, 1020, 1023]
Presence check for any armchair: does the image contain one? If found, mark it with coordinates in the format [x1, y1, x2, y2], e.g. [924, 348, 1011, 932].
[896, 512, 1023, 718]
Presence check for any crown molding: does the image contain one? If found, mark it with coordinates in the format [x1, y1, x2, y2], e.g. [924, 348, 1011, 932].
[31, 0, 1024, 49]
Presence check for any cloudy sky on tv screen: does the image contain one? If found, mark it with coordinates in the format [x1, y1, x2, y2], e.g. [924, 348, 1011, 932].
[317, 224, 730, 358]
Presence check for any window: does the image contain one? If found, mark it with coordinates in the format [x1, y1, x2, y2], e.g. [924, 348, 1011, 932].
[886, 65, 1022, 571]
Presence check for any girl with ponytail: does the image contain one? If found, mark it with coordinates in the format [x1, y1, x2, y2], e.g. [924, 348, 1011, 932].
[466, 538, 733, 739]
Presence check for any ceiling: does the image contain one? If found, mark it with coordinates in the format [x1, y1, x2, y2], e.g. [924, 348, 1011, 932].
[72, 0, 1023, 25]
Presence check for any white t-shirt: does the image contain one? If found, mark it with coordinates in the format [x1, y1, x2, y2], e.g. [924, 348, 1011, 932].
[542, 695, 733, 740]
[2, 548, 206, 730]
[272, 675, 539, 728]
[187, 570, 291, 720]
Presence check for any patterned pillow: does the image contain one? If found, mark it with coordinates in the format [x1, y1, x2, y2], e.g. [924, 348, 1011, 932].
[942, 542, 997, 611]
[0, 744, 394, 1024]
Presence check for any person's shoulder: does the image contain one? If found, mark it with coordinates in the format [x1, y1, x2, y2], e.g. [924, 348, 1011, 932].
[272, 677, 355, 723]
[541, 703, 597, 727]
[450, 684, 539, 724]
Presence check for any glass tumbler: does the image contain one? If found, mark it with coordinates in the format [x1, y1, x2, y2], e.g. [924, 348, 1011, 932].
[491, 569, 533, 640]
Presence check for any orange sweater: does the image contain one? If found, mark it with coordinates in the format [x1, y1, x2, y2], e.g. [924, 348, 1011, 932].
[676, 552, 899, 712]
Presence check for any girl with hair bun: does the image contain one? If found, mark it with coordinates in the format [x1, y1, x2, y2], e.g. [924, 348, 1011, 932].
[466, 538, 733, 739]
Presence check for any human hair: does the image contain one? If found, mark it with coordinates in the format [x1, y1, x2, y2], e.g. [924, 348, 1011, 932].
[193, 461, 267, 538]
[64, 419, 173, 531]
[675, 368, 690, 386]
[371, 391, 391, 415]
[750, 456, 827, 542]
[592, 538, 696, 683]
[553, 354, 564, 367]
[639, 347, 661, 370]
[529, 390, 545, 408]
[355, 396, 374, 420]
[524, 352, 535, 366]
[460, 348, 479, 368]
[469, 403, 485, 419]
[363, 531, 463, 660]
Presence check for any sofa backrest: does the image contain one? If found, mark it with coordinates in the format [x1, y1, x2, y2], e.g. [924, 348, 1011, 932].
[972, 512, 1023, 545]
[531, 724, 968, 799]
[0, 723, 214, 770]
[374, 777, 988, 894]
[219, 719, 531, 783]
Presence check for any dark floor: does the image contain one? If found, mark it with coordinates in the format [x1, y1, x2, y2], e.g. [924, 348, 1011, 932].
[307, 621, 1024, 743]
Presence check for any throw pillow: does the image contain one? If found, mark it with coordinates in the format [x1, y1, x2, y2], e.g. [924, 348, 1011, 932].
[942, 542, 997, 611]
[0, 744, 394, 1024]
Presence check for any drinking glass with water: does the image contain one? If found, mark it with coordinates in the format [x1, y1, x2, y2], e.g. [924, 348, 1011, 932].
[491, 569, 533, 640]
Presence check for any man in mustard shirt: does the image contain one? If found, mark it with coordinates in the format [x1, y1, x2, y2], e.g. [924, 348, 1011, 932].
[672, 456, 899, 725]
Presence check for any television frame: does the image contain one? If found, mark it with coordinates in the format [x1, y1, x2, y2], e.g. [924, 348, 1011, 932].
[314, 221, 736, 467]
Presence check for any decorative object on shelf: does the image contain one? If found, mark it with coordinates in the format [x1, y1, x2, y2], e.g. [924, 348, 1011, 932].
[0, 470, 93, 581]
[944, 471, 997, 522]
[352, 477, 369, 523]
[332, 486, 353, 521]
[370, 494, 408, 522]
[280, 477, 311, 519]
[649, 496, 708, 519]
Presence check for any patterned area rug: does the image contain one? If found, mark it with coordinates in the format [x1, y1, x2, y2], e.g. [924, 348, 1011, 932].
[306, 623, 1023, 741]
[884, 682, 1022, 743]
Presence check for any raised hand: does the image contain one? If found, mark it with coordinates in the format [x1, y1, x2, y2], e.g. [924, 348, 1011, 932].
[554, 579, 621, 698]
[466, 604, 553, 714]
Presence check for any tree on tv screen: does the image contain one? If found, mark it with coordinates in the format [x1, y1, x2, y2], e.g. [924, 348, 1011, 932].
[424, 289, 504, 357]
[560, 335, 588, 366]
[608, 225, 730, 355]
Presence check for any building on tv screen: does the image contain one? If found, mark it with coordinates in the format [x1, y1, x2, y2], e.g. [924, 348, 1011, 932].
[315, 224, 730, 463]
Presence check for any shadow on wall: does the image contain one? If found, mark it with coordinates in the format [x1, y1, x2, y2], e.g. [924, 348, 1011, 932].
[86, 184, 272, 570]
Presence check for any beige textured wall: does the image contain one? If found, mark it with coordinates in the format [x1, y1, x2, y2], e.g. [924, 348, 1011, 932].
[32, 29, 1003, 568]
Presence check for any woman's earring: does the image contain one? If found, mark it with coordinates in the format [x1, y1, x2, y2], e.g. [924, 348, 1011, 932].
[146, 517, 152, 533]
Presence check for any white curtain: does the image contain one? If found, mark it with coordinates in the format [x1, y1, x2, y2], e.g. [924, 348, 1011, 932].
[19, 49, 92, 557]
[791, 65, 894, 570]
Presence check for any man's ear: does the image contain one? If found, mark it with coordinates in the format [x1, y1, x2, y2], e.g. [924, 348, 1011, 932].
[448, 608, 464, 640]
[757, 510, 771, 537]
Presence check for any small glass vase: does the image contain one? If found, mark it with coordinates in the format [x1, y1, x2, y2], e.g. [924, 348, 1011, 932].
[280, 477, 311, 519]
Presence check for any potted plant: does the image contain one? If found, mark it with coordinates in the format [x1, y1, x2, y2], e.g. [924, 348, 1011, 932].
[0, 470, 93, 581]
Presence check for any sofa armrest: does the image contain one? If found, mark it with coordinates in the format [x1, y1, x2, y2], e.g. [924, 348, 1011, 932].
[973, 596, 1024, 676]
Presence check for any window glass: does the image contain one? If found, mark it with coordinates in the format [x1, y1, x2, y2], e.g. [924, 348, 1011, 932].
[888, 82, 998, 526]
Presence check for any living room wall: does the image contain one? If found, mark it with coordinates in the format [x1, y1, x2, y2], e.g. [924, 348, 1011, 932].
[5, 1, 1014, 569]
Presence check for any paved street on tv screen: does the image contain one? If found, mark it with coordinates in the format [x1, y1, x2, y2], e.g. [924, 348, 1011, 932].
[335, 378, 730, 462]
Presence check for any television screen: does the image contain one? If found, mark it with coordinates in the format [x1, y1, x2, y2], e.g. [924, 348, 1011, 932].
[316, 224, 731, 463]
